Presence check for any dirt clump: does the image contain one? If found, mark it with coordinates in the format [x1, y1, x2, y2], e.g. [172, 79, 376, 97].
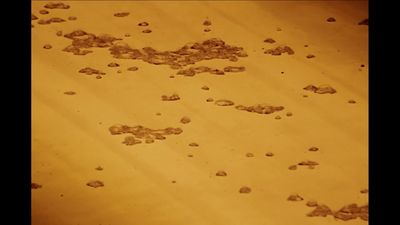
[307, 204, 333, 217]
[95, 166, 103, 171]
[64, 91, 76, 95]
[327, 17, 336, 22]
[224, 66, 245, 72]
[358, 19, 368, 25]
[180, 116, 191, 124]
[44, 2, 70, 9]
[68, 16, 77, 21]
[306, 200, 318, 207]
[298, 160, 319, 166]
[189, 142, 199, 147]
[127, 66, 139, 71]
[264, 38, 276, 43]
[79, 67, 106, 77]
[288, 165, 297, 170]
[142, 29, 152, 33]
[86, 180, 104, 188]
[246, 153, 254, 157]
[31, 183, 42, 189]
[306, 54, 315, 59]
[43, 44, 52, 49]
[138, 22, 149, 26]
[114, 12, 130, 17]
[203, 19, 212, 26]
[204, 28, 211, 32]
[287, 194, 304, 201]
[215, 99, 234, 106]
[56, 31, 63, 36]
[38, 17, 66, 25]
[206, 98, 214, 102]
[264, 45, 294, 55]
[303, 84, 336, 94]
[216, 170, 227, 176]
[308, 147, 319, 152]
[39, 10, 49, 15]
[235, 104, 284, 115]
[239, 186, 251, 193]
[201, 85, 210, 90]
[108, 62, 120, 67]
[265, 152, 274, 157]
[162, 94, 180, 101]
[32, 14, 38, 20]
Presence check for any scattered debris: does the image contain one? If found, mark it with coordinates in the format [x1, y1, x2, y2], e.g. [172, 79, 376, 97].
[38, 17, 66, 25]
[127, 66, 139, 71]
[86, 180, 104, 188]
[32, 14, 38, 20]
[303, 85, 336, 94]
[308, 147, 319, 152]
[161, 94, 180, 101]
[216, 170, 227, 176]
[204, 28, 211, 32]
[31, 183, 42, 189]
[246, 152, 254, 157]
[142, 29, 152, 33]
[239, 186, 252, 194]
[265, 152, 274, 157]
[264, 45, 295, 55]
[306, 54, 315, 59]
[114, 12, 130, 17]
[206, 98, 214, 102]
[287, 194, 304, 201]
[68, 16, 77, 21]
[189, 142, 199, 147]
[215, 99, 234, 106]
[108, 62, 120, 67]
[288, 165, 297, 170]
[235, 104, 284, 115]
[201, 85, 210, 90]
[39, 10, 49, 15]
[95, 166, 103, 171]
[223, 66, 245, 72]
[180, 116, 191, 124]
[348, 100, 356, 104]
[203, 19, 212, 26]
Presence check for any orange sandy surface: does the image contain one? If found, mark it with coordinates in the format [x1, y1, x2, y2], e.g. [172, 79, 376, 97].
[32, 1, 368, 225]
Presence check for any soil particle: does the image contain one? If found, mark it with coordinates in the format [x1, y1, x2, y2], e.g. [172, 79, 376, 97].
[86, 180, 104, 188]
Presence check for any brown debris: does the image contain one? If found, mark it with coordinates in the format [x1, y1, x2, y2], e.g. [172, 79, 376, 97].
[223, 66, 245, 73]
[96, 75, 102, 79]
[189, 142, 199, 147]
[180, 116, 191, 124]
[215, 99, 234, 106]
[308, 147, 319, 152]
[138, 22, 149, 26]
[64, 91, 76, 95]
[239, 186, 251, 194]
[31, 183, 42, 189]
[246, 153, 254, 157]
[127, 66, 138, 71]
[327, 17, 336, 22]
[109, 124, 183, 145]
[32, 14, 38, 20]
[162, 94, 180, 101]
[39, 10, 49, 15]
[206, 98, 214, 102]
[287, 194, 303, 201]
[114, 12, 130, 17]
[298, 160, 319, 166]
[286, 112, 293, 117]
[203, 19, 212, 26]
[275, 115, 281, 120]
[79, 67, 105, 76]
[235, 104, 284, 115]
[334, 204, 368, 221]
[201, 85, 210, 90]
[288, 165, 297, 170]
[264, 38, 276, 44]
[68, 16, 77, 21]
[177, 66, 226, 76]
[358, 19, 368, 26]
[38, 17, 66, 25]
[348, 99, 356, 104]
[264, 45, 294, 55]
[265, 152, 274, 157]
[56, 31, 63, 36]
[360, 189, 368, 194]
[43, 44, 52, 49]
[216, 170, 227, 176]
[187, 154, 194, 157]
[307, 204, 333, 217]
[86, 180, 104, 188]
[95, 166, 103, 171]
[44, 2, 70, 9]
[108, 62, 120, 67]
[204, 28, 211, 32]
[142, 29, 152, 33]
[303, 84, 336, 94]
[306, 200, 318, 207]
[306, 54, 315, 59]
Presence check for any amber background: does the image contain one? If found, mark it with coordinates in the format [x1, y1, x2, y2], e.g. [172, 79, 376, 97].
[32, 1, 368, 225]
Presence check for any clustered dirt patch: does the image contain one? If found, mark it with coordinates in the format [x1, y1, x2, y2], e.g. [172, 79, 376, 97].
[38, 17, 66, 25]
[264, 46, 295, 55]
[108, 38, 247, 69]
[64, 91, 76, 95]
[224, 66, 246, 72]
[215, 99, 234, 106]
[44, 2, 70, 9]
[287, 194, 304, 201]
[216, 170, 227, 176]
[138, 22, 149, 26]
[32, 14, 38, 20]
[127, 66, 139, 71]
[79, 67, 106, 79]
[235, 104, 284, 115]
[162, 94, 180, 101]
[189, 142, 199, 147]
[239, 186, 251, 193]
[308, 147, 319, 152]
[264, 38, 276, 44]
[63, 30, 122, 56]
[31, 183, 42, 189]
[177, 66, 224, 76]
[68, 16, 77, 21]
[109, 124, 183, 146]
[307, 203, 368, 221]
[142, 29, 152, 33]
[43, 44, 52, 49]
[39, 9, 49, 15]
[327, 17, 336, 22]
[108, 62, 120, 67]
[86, 180, 104, 188]
[180, 116, 191, 124]
[303, 84, 336, 94]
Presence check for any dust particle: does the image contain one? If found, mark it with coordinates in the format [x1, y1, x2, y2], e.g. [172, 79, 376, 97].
[187, 154, 194, 157]
[287, 194, 304, 201]
[44, 2, 70, 9]
[161, 94, 180, 101]
[86, 180, 104, 188]
[43, 44, 52, 49]
[169, 75, 175, 78]
[138, 22, 149, 26]
[264, 38, 276, 43]
[95, 166, 103, 171]
[127, 66, 139, 71]
[96, 75, 102, 79]
[56, 31, 63, 36]
[288, 165, 297, 170]
[306, 54, 315, 59]
[306, 200, 319, 207]
[215, 99, 234, 106]
[304, 45, 309, 47]
[303, 95, 308, 98]
[125, 33, 131, 37]
[358, 18, 368, 25]
[265, 152, 274, 157]
[275, 115, 281, 120]
[286, 112, 293, 117]
[360, 189, 368, 194]
[307, 204, 333, 217]
[246, 153, 254, 157]
[298, 160, 319, 166]
[206, 98, 214, 102]
[68, 16, 77, 21]
[180, 116, 191, 124]
[204, 28, 211, 32]
[276, 27, 282, 31]
[201, 86, 209, 90]
[361, 64, 365, 67]
[239, 186, 251, 193]
[108, 62, 120, 67]
[64, 91, 76, 95]
[156, 112, 161, 116]
[117, 70, 122, 73]
[308, 147, 319, 152]
[31, 183, 42, 189]
[216, 170, 227, 176]
[189, 142, 199, 147]
[114, 12, 130, 17]
[348, 99, 356, 104]
[39, 10, 49, 15]
[172, 180, 176, 183]
[142, 29, 152, 33]
[203, 19, 212, 26]
[32, 14, 38, 20]
[327, 17, 336, 22]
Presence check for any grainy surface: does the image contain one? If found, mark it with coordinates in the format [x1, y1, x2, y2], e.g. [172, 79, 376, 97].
[32, 1, 368, 225]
